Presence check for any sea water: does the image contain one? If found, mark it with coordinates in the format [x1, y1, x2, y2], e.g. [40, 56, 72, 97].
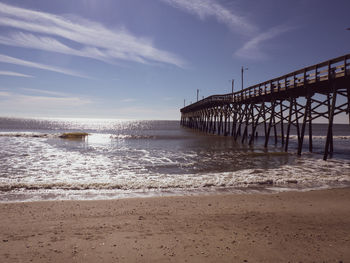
[0, 117, 349, 202]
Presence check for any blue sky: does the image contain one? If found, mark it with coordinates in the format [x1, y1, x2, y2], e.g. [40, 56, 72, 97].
[0, 0, 349, 120]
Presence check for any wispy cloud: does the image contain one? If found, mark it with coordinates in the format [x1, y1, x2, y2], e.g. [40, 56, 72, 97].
[0, 70, 33, 78]
[0, 91, 11, 97]
[0, 88, 179, 119]
[0, 89, 92, 113]
[113, 106, 179, 120]
[121, 98, 138, 103]
[234, 25, 294, 60]
[20, 88, 71, 97]
[161, 0, 295, 61]
[0, 54, 89, 78]
[160, 0, 256, 35]
[13, 95, 92, 107]
[0, 2, 185, 67]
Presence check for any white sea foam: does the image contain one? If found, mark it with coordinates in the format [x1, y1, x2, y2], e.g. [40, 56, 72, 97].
[1, 154, 349, 202]
[0, 119, 349, 202]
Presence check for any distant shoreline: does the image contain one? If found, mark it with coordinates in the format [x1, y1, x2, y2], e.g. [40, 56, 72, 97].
[1, 115, 350, 124]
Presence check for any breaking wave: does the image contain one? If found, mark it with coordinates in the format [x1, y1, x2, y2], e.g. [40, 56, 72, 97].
[1, 157, 349, 197]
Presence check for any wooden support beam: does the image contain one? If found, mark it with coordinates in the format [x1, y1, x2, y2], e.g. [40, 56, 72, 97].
[208, 111, 211, 132]
[348, 87, 350, 124]
[224, 108, 228, 136]
[294, 98, 301, 144]
[285, 98, 293, 152]
[213, 115, 217, 134]
[324, 89, 337, 160]
[242, 103, 253, 143]
[264, 101, 276, 147]
[231, 105, 238, 137]
[250, 104, 256, 143]
[308, 100, 313, 152]
[298, 95, 311, 155]
[273, 106, 278, 145]
[280, 101, 285, 145]
[326, 94, 334, 154]
[261, 102, 267, 137]
[249, 103, 264, 145]
[235, 104, 247, 140]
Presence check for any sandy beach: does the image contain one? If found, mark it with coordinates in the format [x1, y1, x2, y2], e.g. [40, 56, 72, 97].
[1, 188, 350, 262]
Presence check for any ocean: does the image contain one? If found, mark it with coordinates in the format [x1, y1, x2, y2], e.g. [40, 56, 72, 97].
[0, 117, 349, 202]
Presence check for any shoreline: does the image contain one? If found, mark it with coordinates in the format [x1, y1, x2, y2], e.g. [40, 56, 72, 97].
[1, 187, 350, 262]
[1, 182, 350, 204]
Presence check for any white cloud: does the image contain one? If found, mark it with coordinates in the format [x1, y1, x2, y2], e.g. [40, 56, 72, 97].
[0, 2, 185, 67]
[0, 70, 33, 78]
[160, 0, 256, 35]
[235, 25, 294, 59]
[0, 53, 89, 78]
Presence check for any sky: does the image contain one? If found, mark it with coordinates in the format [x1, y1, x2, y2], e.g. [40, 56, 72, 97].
[0, 0, 349, 120]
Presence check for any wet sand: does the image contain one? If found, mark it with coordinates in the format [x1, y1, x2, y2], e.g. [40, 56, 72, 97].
[1, 188, 350, 262]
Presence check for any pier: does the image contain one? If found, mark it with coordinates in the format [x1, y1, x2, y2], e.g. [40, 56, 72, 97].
[180, 54, 350, 160]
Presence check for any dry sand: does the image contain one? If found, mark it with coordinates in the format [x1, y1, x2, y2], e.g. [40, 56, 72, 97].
[1, 188, 350, 262]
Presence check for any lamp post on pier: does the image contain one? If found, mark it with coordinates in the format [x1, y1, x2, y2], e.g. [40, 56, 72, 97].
[231, 79, 235, 100]
[241, 66, 248, 90]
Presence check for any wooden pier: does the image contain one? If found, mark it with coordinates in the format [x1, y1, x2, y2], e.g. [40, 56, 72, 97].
[180, 54, 350, 160]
